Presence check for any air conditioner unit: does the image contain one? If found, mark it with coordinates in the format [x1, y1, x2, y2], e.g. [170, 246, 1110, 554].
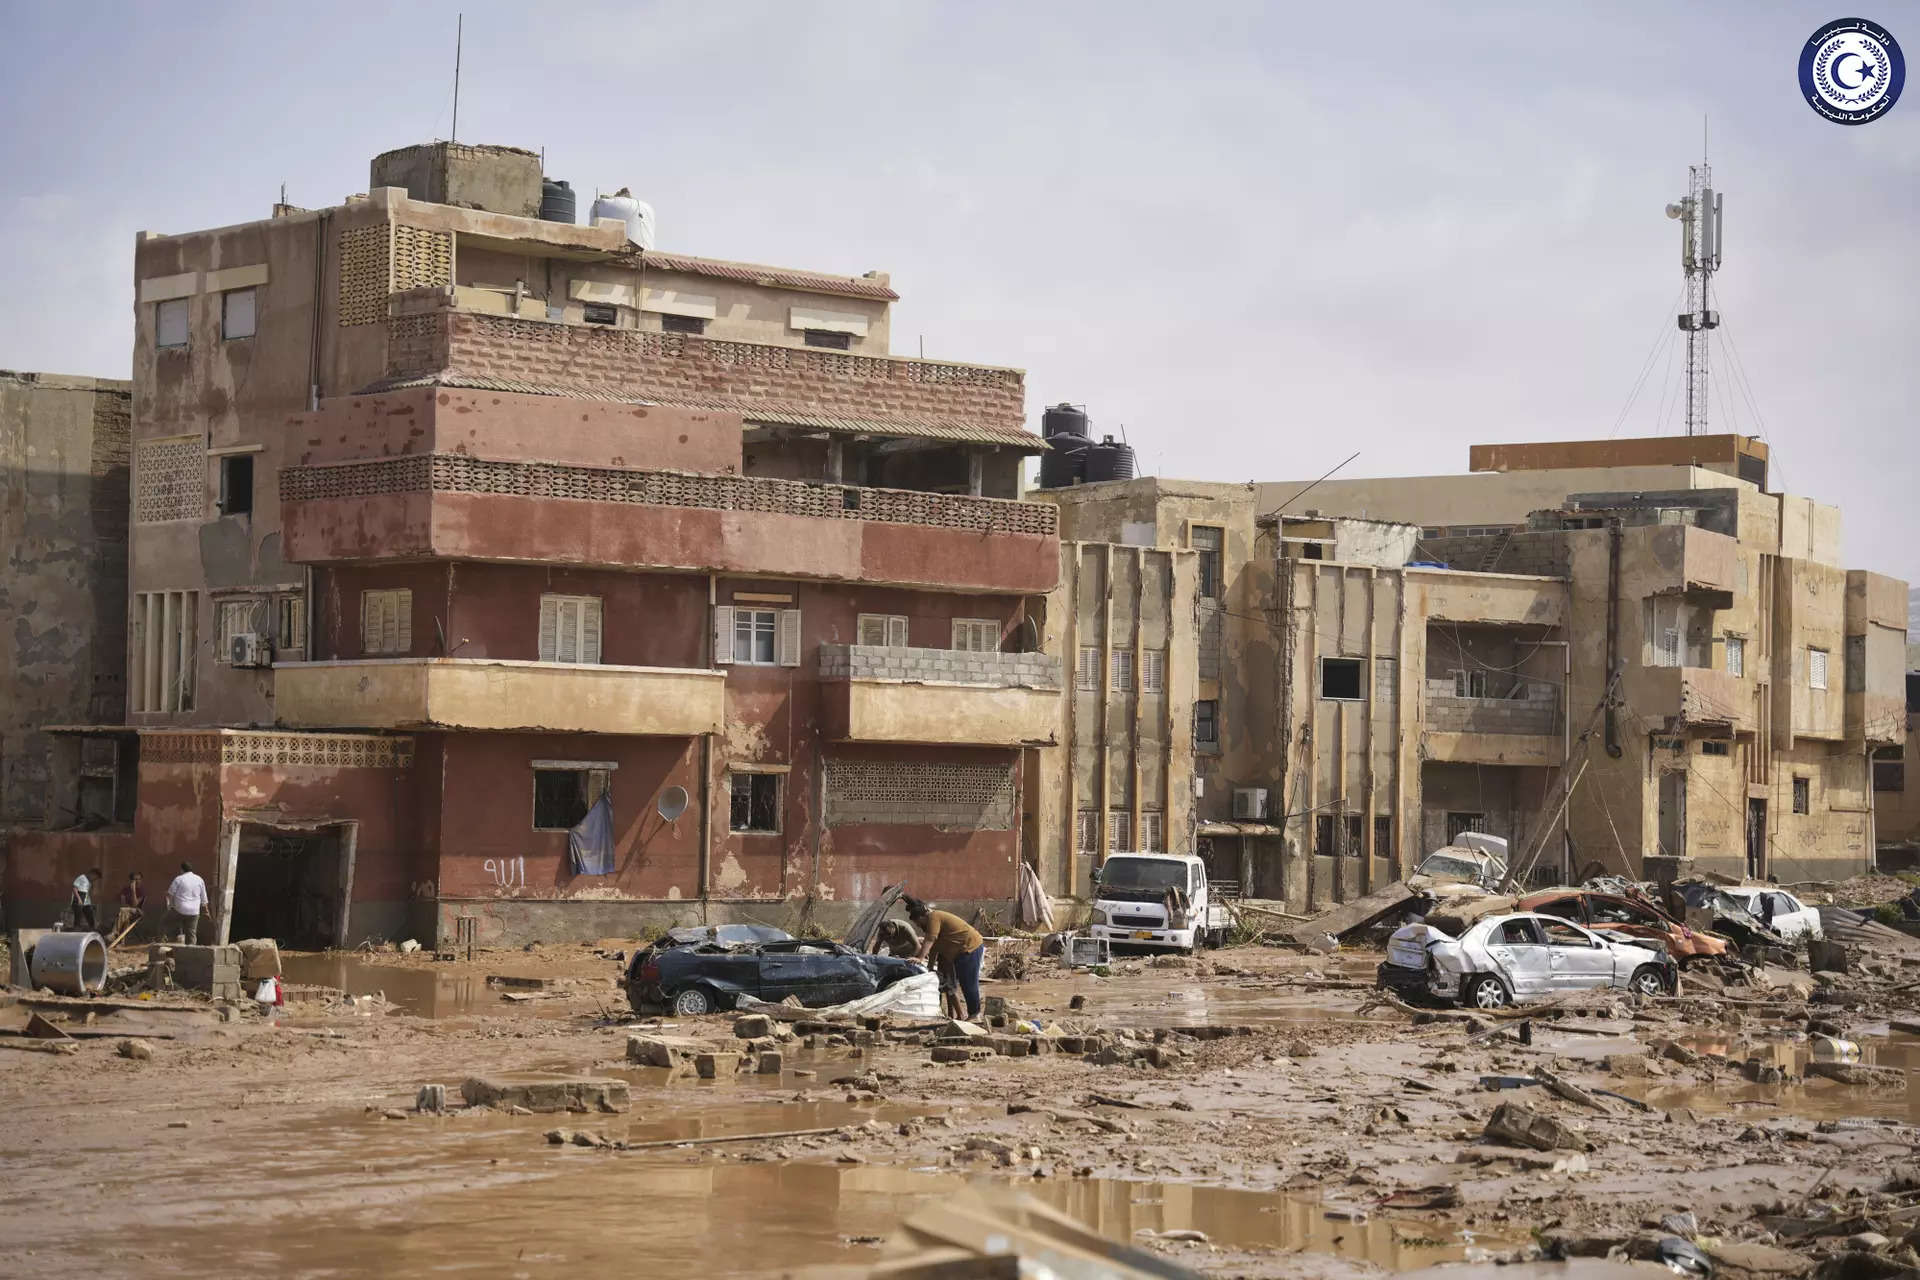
[1231, 787, 1269, 821]
[230, 632, 271, 668]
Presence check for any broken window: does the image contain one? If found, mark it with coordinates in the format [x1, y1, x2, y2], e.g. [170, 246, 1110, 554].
[1194, 699, 1219, 749]
[1190, 526, 1223, 599]
[660, 312, 706, 335]
[218, 453, 254, 516]
[533, 765, 609, 830]
[156, 297, 189, 349]
[730, 771, 780, 833]
[1320, 658, 1362, 701]
[222, 287, 257, 340]
[1344, 814, 1364, 858]
[803, 328, 853, 350]
[1315, 814, 1335, 858]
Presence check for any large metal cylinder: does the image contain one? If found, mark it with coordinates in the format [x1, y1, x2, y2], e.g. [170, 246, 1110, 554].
[29, 931, 108, 995]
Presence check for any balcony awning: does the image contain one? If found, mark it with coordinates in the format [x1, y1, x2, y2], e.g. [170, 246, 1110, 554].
[360, 372, 1044, 452]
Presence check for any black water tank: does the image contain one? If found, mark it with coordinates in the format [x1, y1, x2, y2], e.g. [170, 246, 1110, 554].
[1038, 432, 1092, 488]
[1041, 402, 1090, 439]
[1084, 435, 1137, 483]
[540, 179, 577, 224]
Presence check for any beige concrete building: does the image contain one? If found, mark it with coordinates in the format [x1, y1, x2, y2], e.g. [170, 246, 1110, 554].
[1871, 651, 1920, 867]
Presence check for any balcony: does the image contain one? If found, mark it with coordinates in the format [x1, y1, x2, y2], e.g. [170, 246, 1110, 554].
[1625, 665, 1752, 732]
[273, 658, 725, 736]
[279, 454, 1059, 594]
[817, 644, 1061, 747]
[1421, 687, 1564, 767]
[1641, 524, 1738, 607]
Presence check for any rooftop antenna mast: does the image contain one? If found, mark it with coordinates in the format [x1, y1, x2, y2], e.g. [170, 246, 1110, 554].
[451, 13, 463, 142]
[1664, 131, 1723, 436]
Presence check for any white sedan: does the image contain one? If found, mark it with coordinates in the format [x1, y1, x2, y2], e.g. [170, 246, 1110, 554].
[1720, 887, 1824, 942]
[1378, 911, 1677, 1009]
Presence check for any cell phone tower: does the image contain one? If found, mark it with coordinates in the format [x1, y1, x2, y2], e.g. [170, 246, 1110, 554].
[1665, 159, 1723, 436]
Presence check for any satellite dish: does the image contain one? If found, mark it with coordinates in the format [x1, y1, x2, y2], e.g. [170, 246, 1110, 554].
[656, 786, 689, 823]
[1664, 202, 1684, 220]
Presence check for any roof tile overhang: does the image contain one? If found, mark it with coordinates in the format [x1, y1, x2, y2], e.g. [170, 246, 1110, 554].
[641, 250, 899, 301]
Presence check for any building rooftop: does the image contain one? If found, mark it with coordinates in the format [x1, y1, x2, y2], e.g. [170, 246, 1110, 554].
[641, 250, 898, 302]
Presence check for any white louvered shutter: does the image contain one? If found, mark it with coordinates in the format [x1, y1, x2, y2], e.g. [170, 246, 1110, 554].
[858, 614, 889, 647]
[539, 597, 560, 662]
[887, 615, 909, 647]
[777, 609, 802, 667]
[713, 605, 735, 665]
[392, 590, 411, 653]
[581, 598, 602, 664]
[557, 599, 581, 663]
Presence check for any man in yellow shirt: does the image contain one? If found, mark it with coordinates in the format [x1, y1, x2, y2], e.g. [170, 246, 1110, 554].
[904, 895, 985, 1020]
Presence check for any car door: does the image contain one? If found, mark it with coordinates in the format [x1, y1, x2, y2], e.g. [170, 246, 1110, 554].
[758, 943, 827, 1007]
[1765, 892, 1812, 939]
[1482, 917, 1553, 997]
[1540, 918, 1616, 989]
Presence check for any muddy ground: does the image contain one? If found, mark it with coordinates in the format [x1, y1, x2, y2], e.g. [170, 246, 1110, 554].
[1, 920, 1917, 1279]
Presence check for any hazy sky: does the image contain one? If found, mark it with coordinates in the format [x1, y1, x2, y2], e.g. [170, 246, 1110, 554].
[2, 2, 1914, 580]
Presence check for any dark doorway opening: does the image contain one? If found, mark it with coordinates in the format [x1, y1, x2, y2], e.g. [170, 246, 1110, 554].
[1745, 798, 1766, 879]
[227, 826, 347, 949]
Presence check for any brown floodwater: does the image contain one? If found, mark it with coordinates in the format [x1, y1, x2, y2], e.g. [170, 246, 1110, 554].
[1621, 1027, 1920, 1124]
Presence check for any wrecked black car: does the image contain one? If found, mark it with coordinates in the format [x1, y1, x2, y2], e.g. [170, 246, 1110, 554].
[624, 923, 924, 1016]
[1674, 882, 1788, 951]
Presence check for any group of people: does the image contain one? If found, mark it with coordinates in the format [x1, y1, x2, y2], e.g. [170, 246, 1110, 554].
[875, 894, 986, 1021]
[67, 862, 210, 943]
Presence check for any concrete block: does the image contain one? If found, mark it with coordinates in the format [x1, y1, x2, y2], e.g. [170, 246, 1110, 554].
[932, 1045, 991, 1063]
[625, 1034, 705, 1068]
[460, 1075, 630, 1113]
[732, 1014, 774, 1039]
[165, 945, 243, 993]
[756, 1051, 784, 1075]
[694, 1051, 743, 1078]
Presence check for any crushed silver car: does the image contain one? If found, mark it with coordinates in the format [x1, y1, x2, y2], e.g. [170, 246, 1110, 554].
[1378, 910, 1676, 1009]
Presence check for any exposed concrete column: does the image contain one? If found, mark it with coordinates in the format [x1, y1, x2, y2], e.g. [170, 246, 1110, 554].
[1098, 544, 1114, 860]
[1129, 546, 1143, 848]
[967, 451, 984, 497]
[335, 821, 359, 945]
[214, 818, 242, 946]
[1060, 545, 1080, 895]
[1362, 568, 1377, 896]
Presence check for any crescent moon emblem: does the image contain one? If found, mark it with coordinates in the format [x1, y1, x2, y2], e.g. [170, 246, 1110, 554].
[1832, 51, 1869, 89]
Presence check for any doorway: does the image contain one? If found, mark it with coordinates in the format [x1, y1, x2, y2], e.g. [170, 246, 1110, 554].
[1658, 772, 1687, 858]
[1745, 798, 1767, 879]
[225, 823, 355, 949]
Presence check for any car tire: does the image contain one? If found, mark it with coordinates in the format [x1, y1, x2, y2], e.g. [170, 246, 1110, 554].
[670, 985, 717, 1016]
[1464, 974, 1510, 1010]
[1629, 966, 1668, 998]
[1209, 928, 1229, 949]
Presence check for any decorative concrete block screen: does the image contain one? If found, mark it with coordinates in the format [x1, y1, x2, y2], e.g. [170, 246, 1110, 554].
[336, 225, 390, 326]
[134, 436, 204, 523]
[824, 758, 1015, 829]
[391, 226, 452, 294]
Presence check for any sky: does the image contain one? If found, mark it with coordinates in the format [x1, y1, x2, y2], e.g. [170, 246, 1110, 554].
[1, 1, 1915, 580]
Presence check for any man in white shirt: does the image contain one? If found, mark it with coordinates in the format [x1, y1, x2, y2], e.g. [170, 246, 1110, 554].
[164, 861, 210, 945]
[70, 867, 103, 932]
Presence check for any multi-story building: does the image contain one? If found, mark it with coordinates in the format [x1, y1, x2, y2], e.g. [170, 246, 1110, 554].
[1871, 653, 1920, 868]
[7, 141, 1059, 945]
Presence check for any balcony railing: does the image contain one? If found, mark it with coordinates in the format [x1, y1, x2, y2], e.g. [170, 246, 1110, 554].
[1424, 690, 1561, 737]
[818, 644, 1061, 690]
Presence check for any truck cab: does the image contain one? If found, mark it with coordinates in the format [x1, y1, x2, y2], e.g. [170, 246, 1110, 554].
[1088, 852, 1230, 953]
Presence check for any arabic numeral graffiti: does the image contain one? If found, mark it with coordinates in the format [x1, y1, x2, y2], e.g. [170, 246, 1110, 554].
[482, 857, 527, 889]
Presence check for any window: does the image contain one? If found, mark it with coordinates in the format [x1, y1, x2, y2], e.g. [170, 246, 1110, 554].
[1700, 740, 1730, 757]
[1194, 699, 1219, 748]
[1874, 748, 1905, 793]
[532, 765, 609, 830]
[660, 312, 706, 335]
[1725, 636, 1745, 678]
[1315, 814, 1335, 858]
[1107, 810, 1131, 851]
[1792, 776, 1810, 814]
[1374, 815, 1393, 858]
[730, 771, 781, 833]
[582, 302, 618, 326]
[217, 454, 254, 516]
[1807, 647, 1828, 691]
[952, 618, 999, 652]
[1344, 814, 1364, 858]
[1076, 646, 1101, 692]
[1498, 919, 1545, 946]
[1320, 657, 1362, 701]
[1076, 810, 1099, 852]
[276, 594, 306, 652]
[361, 588, 412, 656]
[1542, 920, 1596, 948]
[155, 298, 189, 349]
[132, 590, 197, 713]
[216, 599, 256, 664]
[1452, 669, 1488, 699]
[1110, 648, 1134, 693]
[222, 287, 257, 340]
[803, 328, 853, 349]
[1140, 810, 1165, 852]
[1190, 526, 1223, 599]
[858, 613, 910, 647]
[1446, 812, 1486, 843]
[1142, 649, 1166, 694]
[714, 606, 801, 666]
[538, 595, 603, 664]
[1645, 597, 1681, 668]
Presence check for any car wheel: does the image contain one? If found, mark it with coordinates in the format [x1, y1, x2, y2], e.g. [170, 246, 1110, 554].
[670, 986, 716, 1016]
[1465, 974, 1509, 1010]
[1629, 966, 1668, 998]
[1210, 928, 1229, 949]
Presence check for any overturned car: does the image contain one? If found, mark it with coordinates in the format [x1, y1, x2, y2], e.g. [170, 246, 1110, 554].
[625, 923, 924, 1016]
[1378, 909, 1676, 1009]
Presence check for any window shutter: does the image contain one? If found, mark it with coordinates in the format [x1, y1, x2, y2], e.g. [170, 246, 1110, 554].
[582, 599, 602, 664]
[777, 609, 802, 667]
[362, 592, 376, 655]
[394, 590, 411, 653]
[538, 597, 560, 662]
[857, 614, 888, 647]
[887, 615, 909, 647]
[713, 605, 735, 665]
[557, 599, 580, 664]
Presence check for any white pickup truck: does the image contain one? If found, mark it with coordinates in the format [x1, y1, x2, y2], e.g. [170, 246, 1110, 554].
[1088, 852, 1232, 953]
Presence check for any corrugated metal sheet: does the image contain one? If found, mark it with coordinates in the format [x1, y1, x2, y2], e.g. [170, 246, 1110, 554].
[641, 251, 899, 301]
[359, 372, 1045, 451]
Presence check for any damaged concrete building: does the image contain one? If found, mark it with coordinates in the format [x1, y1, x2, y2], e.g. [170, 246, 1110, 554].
[6, 142, 1059, 945]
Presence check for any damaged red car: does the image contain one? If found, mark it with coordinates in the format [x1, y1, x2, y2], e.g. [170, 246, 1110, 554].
[1517, 889, 1730, 965]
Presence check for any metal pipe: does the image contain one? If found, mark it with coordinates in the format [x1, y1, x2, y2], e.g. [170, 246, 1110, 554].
[30, 932, 108, 995]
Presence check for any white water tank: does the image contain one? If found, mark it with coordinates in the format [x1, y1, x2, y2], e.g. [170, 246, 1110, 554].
[589, 187, 655, 249]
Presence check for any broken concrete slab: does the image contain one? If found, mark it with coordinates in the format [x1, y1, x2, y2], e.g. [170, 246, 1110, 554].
[1286, 880, 1420, 943]
[733, 1014, 774, 1039]
[460, 1076, 629, 1113]
[234, 938, 282, 980]
[1483, 1101, 1586, 1151]
[624, 1034, 708, 1069]
[694, 1052, 743, 1079]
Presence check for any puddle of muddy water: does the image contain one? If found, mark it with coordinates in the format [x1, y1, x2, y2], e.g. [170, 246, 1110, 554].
[279, 952, 484, 1018]
[1625, 1030, 1919, 1124]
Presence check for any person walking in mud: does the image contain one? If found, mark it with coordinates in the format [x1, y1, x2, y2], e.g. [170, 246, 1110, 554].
[903, 895, 985, 1022]
[163, 861, 209, 944]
